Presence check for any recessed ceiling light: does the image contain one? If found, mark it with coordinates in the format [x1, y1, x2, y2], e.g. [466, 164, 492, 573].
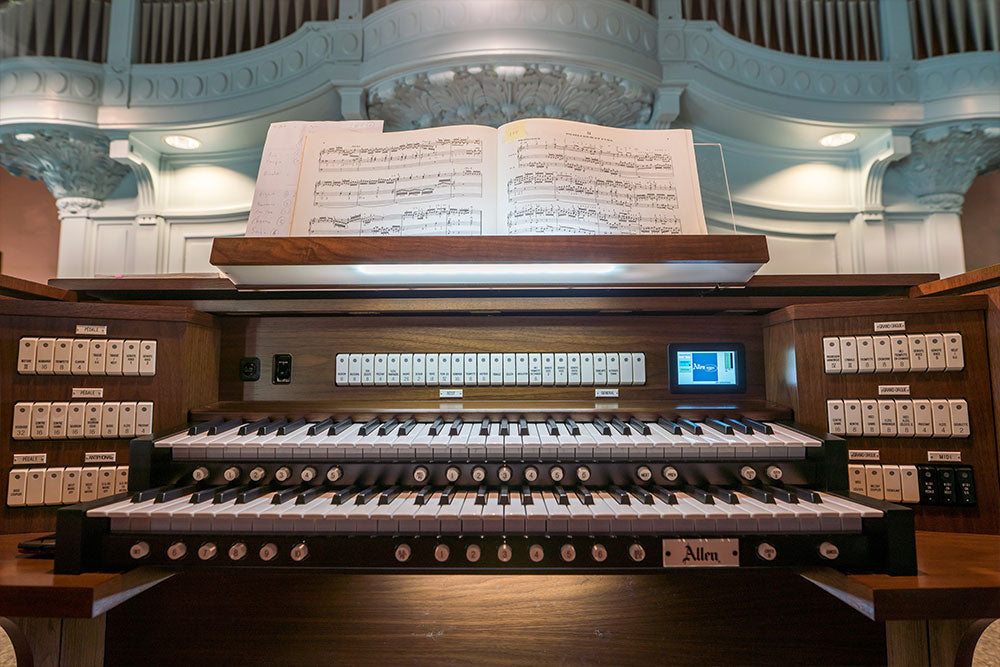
[14, 132, 35, 141]
[163, 134, 201, 150]
[819, 132, 858, 147]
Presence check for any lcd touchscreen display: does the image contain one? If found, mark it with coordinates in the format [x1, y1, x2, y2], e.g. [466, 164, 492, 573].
[668, 343, 746, 393]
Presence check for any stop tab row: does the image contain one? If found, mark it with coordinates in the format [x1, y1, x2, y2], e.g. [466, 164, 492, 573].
[7, 465, 128, 506]
[12, 401, 154, 440]
[822, 333, 963, 374]
[826, 398, 969, 438]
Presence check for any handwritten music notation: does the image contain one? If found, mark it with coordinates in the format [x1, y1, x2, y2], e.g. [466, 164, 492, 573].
[506, 203, 681, 235]
[313, 169, 484, 207]
[514, 138, 674, 178]
[308, 206, 484, 236]
[506, 172, 679, 209]
[319, 138, 483, 172]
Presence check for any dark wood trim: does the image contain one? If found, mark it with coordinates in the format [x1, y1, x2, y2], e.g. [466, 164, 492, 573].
[911, 265, 1000, 297]
[0, 300, 217, 327]
[765, 294, 989, 325]
[0, 275, 77, 302]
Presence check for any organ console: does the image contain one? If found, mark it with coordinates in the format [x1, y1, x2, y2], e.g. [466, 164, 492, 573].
[2, 238, 997, 583]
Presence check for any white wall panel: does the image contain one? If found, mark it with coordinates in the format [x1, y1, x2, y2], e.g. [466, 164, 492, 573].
[165, 219, 246, 273]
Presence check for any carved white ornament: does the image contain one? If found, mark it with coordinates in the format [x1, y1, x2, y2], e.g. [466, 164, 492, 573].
[0, 129, 129, 200]
[367, 64, 654, 130]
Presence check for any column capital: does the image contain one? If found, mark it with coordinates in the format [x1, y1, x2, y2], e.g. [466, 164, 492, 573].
[55, 197, 103, 218]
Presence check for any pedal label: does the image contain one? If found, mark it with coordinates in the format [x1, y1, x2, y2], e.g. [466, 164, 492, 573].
[662, 538, 739, 567]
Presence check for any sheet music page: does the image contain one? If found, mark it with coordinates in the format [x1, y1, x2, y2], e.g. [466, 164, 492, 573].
[245, 120, 384, 237]
[290, 125, 498, 236]
[497, 118, 707, 235]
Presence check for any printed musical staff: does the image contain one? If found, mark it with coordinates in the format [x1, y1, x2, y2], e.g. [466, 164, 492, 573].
[308, 207, 484, 236]
[313, 169, 483, 207]
[506, 204, 681, 235]
[319, 138, 483, 172]
[506, 172, 679, 209]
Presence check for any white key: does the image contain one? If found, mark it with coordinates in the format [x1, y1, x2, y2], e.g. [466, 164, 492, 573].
[504, 491, 527, 533]
[477, 353, 491, 385]
[35, 338, 55, 374]
[490, 353, 504, 386]
[53, 338, 73, 374]
[844, 400, 863, 436]
[523, 491, 548, 533]
[567, 353, 582, 385]
[17, 337, 38, 374]
[912, 399, 933, 436]
[105, 339, 124, 375]
[856, 336, 875, 373]
[864, 464, 884, 500]
[580, 353, 594, 384]
[400, 353, 413, 386]
[632, 352, 646, 384]
[555, 353, 569, 385]
[861, 400, 880, 436]
[873, 335, 893, 372]
[890, 335, 910, 372]
[387, 353, 400, 385]
[101, 402, 121, 438]
[925, 334, 947, 371]
[67, 403, 86, 438]
[412, 353, 426, 385]
[883, 465, 902, 502]
[31, 401, 51, 439]
[541, 353, 555, 385]
[458, 491, 484, 533]
[540, 491, 570, 533]
[436, 491, 463, 534]
[900, 465, 920, 503]
[565, 492, 595, 533]
[605, 352, 620, 385]
[944, 333, 964, 370]
[822, 337, 841, 373]
[931, 400, 952, 437]
[839, 337, 858, 373]
[25, 469, 47, 506]
[528, 353, 542, 385]
[949, 399, 970, 437]
[348, 353, 362, 385]
[907, 334, 928, 372]
[481, 491, 505, 533]
[414, 491, 443, 534]
[62, 467, 82, 504]
[896, 400, 915, 436]
[878, 400, 897, 436]
[848, 464, 866, 495]
[826, 400, 845, 435]
[394, 491, 423, 534]
[619, 353, 633, 385]
[374, 353, 388, 385]
[7, 469, 28, 506]
[521, 422, 542, 446]
[592, 353, 607, 385]
[335, 354, 349, 385]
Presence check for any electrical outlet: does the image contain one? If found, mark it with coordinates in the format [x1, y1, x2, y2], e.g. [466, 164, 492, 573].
[239, 357, 260, 381]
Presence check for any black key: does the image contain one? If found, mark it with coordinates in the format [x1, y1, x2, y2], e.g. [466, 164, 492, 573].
[358, 418, 381, 436]
[554, 486, 570, 505]
[677, 419, 703, 435]
[278, 418, 307, 435]
[499, 417, 510, 437]
[499, 486, 510, 506]
[610, 418, 631, 435]
[629, 486, 654, 505]
[762, 485, 797, 503]
[397, 418, 418, 436]
[575, 486, 594, 505]
[188, 418, 224, 435]
[449, 417, 464, 436]
[379, 486, 402, 505]
[545, 418, 560, 436]
[628, 418, 651, 435]
[190, 486, 224, 503]
[331, 487, 358, 505]
[785, 486, 821, 503]
[518, 417, 529, 436]
[238, 418, 271, 436]
[564, 418, 580, 436]
[740, 418, 773, 435]
[475, 485, 488, 505]
[706, 486, 739, 504]
[656, 418, 682, 435]
[521, 485, 533, 505]
[723, 418, 752, 435]
[378, 418, 400, 436]
[593, 417, 611, 436]
[740, 485, 775, 504]
[214, 484, 253, 504]
[273, 485, 308, 504]
[414, 486, 433, 505]
[155, 484, 197, 503]
[355, 487, 380, 504]
[132, 485, 171, 502]
[428, 417, 445, 436]
[440, 486, 455, 505]
[257, 418, 288, 436]
[328, 418, 353, 436]
[236, 486, 268, 504]
[608, 486, 631, 505]
[651, 486, 678, 504]
[208, 418, 242, 436]
[705, 419, 733, 435]
[480, 418, 491, 437]
[307, 418, 335, 436]
[685, 486, 715, 504]
[295, 486, 326, 504]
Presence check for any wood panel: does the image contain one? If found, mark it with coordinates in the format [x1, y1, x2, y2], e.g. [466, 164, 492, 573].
[104, 570, 886, 666]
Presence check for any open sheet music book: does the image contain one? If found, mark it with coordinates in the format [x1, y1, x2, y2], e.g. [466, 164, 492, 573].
[251, 118, 708, 237]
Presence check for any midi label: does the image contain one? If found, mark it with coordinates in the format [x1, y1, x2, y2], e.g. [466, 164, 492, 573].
[928, 451, 961, 462]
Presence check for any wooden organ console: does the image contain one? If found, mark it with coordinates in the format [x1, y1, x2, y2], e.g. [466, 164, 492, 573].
[4, 238, 997, 587]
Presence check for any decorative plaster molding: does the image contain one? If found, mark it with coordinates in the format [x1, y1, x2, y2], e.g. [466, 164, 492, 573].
[55, 196, 103, 218]
[367, 63, 654, 130]
[891, 122, 1000, 212]
[860, 130, 912, 213]
[0, 129, 128, 200]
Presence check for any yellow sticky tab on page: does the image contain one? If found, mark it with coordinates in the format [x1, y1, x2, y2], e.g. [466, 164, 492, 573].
[504, 122, 527, 143]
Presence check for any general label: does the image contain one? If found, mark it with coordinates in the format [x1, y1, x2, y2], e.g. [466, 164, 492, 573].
[878, 385, 910, 396]
[663, 539, 739, 567]
[849, 450, 881, 461]
[76, 324, 108, 335]
[874, 321, 906, 332]
[928, 451, 961, 462]
[84, 452, 117, 463]
[439, 389, 463, 399]
[72, 387, 105, 398]
[595, 388, 619, 398]
[13, 453, 47, 465]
